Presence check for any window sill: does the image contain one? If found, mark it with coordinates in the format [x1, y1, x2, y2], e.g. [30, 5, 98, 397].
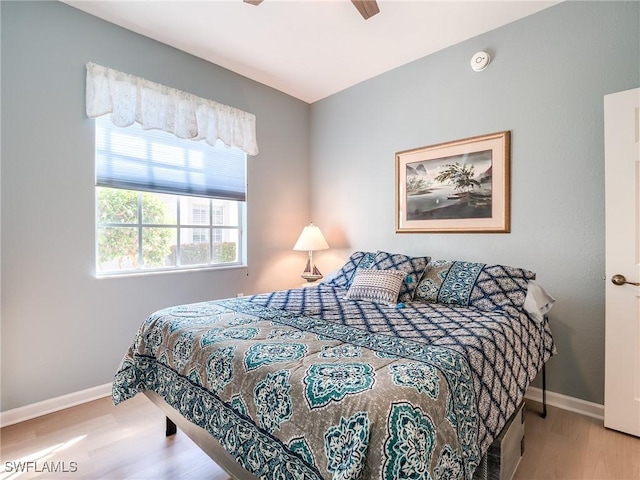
[95, 264, 247, 279]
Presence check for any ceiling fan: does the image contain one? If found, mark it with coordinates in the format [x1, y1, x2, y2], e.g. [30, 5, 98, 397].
[243, 0, 380, 20]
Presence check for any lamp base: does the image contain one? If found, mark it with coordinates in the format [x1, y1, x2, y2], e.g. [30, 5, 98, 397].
[301, 274, 323, 282]
[301, 260, 323, 282]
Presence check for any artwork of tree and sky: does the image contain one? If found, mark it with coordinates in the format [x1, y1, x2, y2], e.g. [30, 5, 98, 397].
[405, 150, 492, 220]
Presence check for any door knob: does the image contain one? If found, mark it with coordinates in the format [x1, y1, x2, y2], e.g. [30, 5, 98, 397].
[611, 274, 640, 286]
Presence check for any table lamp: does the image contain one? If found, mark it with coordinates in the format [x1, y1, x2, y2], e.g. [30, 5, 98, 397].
[293, 222, 329, 282]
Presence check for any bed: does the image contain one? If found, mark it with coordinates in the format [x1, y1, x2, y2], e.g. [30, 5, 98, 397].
[113, 251, 556, 480]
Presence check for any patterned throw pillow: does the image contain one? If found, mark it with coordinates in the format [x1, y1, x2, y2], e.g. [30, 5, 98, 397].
[415, 260, 536, 314]
[345, 269, 406, 306]
[371, 251, 430, 302]
[323, 251, 376, 289]
[469, 264, 536, 313]
[414, 260, 484, 305]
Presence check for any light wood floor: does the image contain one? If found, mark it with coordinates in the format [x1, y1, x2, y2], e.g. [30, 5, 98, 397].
[1, 395, 638, 480]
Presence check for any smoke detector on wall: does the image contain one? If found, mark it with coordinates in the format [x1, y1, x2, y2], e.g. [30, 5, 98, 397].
[471, 51, 491, 72]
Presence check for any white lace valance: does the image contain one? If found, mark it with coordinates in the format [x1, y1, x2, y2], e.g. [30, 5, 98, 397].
[85, 62, 259, 156]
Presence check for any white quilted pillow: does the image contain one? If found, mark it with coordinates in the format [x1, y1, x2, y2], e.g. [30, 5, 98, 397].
[345, 268, 406, 306]
[523, 280, 556, 323]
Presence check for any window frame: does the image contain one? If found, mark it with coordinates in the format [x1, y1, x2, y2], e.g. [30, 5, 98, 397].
[95, 188, 246, 276]
[94, 115, 247, 277]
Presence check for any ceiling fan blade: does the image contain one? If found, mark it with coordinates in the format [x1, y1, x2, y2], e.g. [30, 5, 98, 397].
[243, 0, 264, 5]
[351, 0, 379, 19]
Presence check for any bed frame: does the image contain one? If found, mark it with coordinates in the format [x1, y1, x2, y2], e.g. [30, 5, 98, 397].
[145, 391, 259, 479]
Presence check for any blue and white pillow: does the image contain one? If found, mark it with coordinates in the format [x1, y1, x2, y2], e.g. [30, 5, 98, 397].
[469, 264, 535, 313]
[371, 251, 430, 303]
[414, 260, 484, 306]
[322, 251, 376, 289]
[415, 260, 535, 314]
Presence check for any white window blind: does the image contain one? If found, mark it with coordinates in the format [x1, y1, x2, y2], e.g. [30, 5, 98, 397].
[96, 116, 247, 201]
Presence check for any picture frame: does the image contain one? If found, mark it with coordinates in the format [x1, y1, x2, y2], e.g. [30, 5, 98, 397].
[396, 130, 510, 233]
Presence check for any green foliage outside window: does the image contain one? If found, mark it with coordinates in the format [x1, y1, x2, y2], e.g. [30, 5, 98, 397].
[168, 242, 237, 265]
[97, 188, 172, 269]
[213, 242, 237, 263]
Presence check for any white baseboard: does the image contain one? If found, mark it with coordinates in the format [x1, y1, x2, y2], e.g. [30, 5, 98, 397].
[0, 383, 604, 428]
[0, 383, 112, 428]
[525, 386, 604, 420]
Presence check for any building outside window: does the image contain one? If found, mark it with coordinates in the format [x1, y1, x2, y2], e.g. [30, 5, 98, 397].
[191, 204, 209, 244]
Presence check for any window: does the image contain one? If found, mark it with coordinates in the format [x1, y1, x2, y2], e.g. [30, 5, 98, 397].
[192, 205, 208, 224]
[212, 205, 224, 225]
[192, 229, 209, 244]
[192, 204, 209, 244]
[212, 206, 224, 243]
[95, 117, 246, 275]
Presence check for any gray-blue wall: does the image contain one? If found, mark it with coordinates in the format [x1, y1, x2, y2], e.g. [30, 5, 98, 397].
[2, 0, 639, 411]
[1, 1, 310, 411]
[310, 1, 639, 404]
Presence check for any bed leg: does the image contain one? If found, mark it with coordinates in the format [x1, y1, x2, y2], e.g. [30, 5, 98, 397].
[541, 363, 547, 418]
[166, 416, 177, 436]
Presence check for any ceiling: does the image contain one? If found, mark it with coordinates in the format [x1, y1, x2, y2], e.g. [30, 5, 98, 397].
[63, 0, 558, 103]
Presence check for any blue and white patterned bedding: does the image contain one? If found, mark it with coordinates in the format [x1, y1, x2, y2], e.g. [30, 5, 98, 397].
[113, 284, 555, 480]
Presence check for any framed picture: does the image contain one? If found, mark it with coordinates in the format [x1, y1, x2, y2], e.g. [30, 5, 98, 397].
[396, 131, 510, 233]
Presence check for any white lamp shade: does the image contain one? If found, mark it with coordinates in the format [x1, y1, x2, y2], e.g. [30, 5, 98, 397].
[293, 223, 329, 251]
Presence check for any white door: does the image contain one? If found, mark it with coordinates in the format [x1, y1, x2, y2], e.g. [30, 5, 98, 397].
[604, 87, 640, 437]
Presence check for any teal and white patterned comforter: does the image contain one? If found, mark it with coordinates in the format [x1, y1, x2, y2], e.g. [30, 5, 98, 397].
[113, 284, 554, 480]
